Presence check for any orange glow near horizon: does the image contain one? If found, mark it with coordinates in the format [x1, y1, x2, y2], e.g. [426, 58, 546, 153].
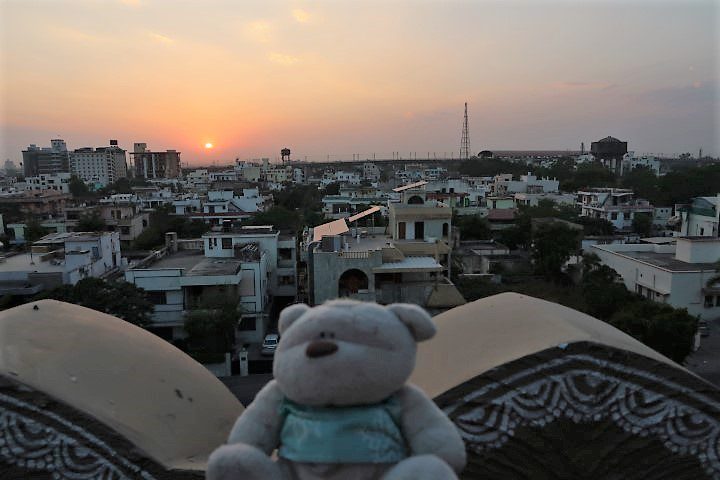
[0, 1, 717, 163]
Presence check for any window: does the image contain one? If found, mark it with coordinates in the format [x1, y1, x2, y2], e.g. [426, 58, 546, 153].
[279, 275, 295, 285]
[398, 222, 406, 239]
[222, 237, 232, 249]
[91, 246, 99, 258]
[611, 212, 618, 220]
[705, 295, 714, 308]
[146, 291, 167, 305]
[238, 317, 256, 331]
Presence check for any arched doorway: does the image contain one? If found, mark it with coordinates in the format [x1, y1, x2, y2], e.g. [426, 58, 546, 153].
[338, 269, 369, 296]
[408, 195, 424, 205]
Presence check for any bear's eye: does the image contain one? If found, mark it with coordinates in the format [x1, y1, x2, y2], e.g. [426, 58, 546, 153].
[319, 332, 326, 338]
[329, 332, 335, 339]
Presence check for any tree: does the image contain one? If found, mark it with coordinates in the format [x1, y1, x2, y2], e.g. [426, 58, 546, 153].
[324, 182, 341, 196]
[25, 219, 49, 242]
[621, 166, 659, 204]
[609, 302, 698, 363]
[69, 175, 91, 198]
[243, 206, 302, 232]
[183, 291, 241, 353]
[35, 278, 153, 327]
[581, 254, 634, 320]
[454, 215, 491, 240]
[577, 217, 615, 236]
[77, 212, 106, 232]
[632, 213, 653, 237]
[531, 222, 581, 280]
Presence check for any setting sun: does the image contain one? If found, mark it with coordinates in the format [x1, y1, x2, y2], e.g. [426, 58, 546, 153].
[204, 143, 213, 149]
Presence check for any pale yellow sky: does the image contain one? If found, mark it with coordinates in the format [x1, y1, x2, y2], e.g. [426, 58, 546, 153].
[1, 0, 717, 164]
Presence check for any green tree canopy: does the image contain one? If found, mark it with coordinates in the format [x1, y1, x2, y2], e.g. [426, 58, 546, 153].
[25, 219, 49, 242]
[454, 215, 491, 240]
[69, 175, 91, 198]
[632, 212, 653, 237]
[34, 278, 153, 327]
[184, 290, 241, 353]
[531, 222, 581, 279]
[76, 212, 106, 232]
[609, 302, 698, 363]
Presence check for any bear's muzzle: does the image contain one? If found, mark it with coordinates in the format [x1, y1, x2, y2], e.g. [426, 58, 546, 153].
[306, 340, 338, 358]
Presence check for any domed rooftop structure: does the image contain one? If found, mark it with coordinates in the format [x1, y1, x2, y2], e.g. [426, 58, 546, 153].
[0, 300, 243, 479]
[411, 293, 720, 479]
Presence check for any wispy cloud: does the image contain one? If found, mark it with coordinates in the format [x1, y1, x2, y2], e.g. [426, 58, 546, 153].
[149, 32, 174, 45]
[245, 20, 273, 43]
[553, 81, 615, 90]
[292, 9, 311, 23]
[118, 0, 142, 6]
[51, 27, 102, 43]
[268, 52, 300, 66]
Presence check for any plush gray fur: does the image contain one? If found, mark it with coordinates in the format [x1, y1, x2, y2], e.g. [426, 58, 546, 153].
[207, 300, 466, 480]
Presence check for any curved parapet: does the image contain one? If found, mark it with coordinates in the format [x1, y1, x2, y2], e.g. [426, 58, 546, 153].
[0, 300, 243, 479]
[411, 293, 720, 479]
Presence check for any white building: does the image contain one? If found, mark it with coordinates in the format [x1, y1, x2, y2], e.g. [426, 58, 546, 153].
[69, 141, 128, 187]
[677, 196, 720, 238]
[24, 172, 72, 194]
[293, 167, 306, 184]
[621, 152, 661, 176]
[494, 173, 559, 195]
[577, 188, 654, 231]
[362, 163, 381, 181]
[0, 232, 123, 297]
[124, 227, 296, 343]
[591, 237, 720, 321]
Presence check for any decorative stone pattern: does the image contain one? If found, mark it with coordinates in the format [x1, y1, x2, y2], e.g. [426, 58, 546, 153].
[436, 343, 720, 480]
[0, 391, 158, 480]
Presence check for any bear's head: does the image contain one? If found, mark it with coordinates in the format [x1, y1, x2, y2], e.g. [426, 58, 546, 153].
[273, 300, 435, 407]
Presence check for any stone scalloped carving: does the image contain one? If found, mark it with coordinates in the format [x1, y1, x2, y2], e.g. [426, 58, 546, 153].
[0, 391, 157, 480]
[438, 347, 720, 479]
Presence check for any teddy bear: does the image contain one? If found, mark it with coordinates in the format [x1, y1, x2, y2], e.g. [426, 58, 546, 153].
[207, 300, 466, 480]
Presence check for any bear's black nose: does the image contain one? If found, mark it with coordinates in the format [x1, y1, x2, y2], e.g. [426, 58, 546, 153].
[306, 340, 338, 358]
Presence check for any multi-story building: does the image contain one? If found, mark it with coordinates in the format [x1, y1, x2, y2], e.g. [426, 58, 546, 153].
[131, 143, 181, 179]
[362, 162, 381, 181]
[0, 190, 70, 220]
[577, 188, 654, 231]
[621, 152, 661, 176]
[676, 196, 719, 237]
[235, 161, 262, 182]
[0, 231, 123, 298]
[494, 173, 559, 195]
[97, 194, 150, 244]
[124, 227, 296, 343]
[23, 173, 72, 193]
[22, 139, 70, 177]
[307, 182, 464, 312]
[69, 140, 128, 187]
[592, 237, 720, 321]
[185, 169, 210, 190]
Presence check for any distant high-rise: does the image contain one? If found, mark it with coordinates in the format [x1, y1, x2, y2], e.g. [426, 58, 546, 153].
[21, 139, 70, 177]
[130, 143, 181, 179]
[69, 140, 128, 187]
[460, 103, 470, 160]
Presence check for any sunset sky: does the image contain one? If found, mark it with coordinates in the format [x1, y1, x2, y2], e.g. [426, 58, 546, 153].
[1, 0, 718, 166]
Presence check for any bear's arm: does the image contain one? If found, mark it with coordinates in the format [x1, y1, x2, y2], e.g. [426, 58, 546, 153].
[227, 379, 284, 455]
[396, 384, 467, 473]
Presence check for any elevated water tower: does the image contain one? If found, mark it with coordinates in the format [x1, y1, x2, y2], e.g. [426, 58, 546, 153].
[281, 148, 291, 163]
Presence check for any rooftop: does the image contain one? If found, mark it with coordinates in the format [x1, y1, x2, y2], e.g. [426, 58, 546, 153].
[0, 252, 69, 273]
[607, 249, 718, 272]
[148, 251, 205, 270]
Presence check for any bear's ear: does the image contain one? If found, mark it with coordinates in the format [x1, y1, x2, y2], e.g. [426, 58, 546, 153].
[279, 303, 310, 335]
[386, 303, 436, 342]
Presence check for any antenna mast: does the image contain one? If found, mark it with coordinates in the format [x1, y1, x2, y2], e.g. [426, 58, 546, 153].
[460, 102, 470, 160]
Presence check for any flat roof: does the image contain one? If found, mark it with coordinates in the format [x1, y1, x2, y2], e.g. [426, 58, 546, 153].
[187, 258, 243, 276]
[372, 256, 443, 273]
[609, 250, 718, 272]
[148, 251, 205, 270]
[0, 253, 67, 273]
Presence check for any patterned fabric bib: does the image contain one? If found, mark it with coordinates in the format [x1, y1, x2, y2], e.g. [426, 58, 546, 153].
[278, 395, 408, 464]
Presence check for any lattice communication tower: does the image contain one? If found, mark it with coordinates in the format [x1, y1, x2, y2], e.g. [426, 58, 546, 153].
[460, 102, 470, 160]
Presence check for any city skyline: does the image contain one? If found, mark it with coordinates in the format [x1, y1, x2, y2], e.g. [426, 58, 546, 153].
[1, 0, 718, 165]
